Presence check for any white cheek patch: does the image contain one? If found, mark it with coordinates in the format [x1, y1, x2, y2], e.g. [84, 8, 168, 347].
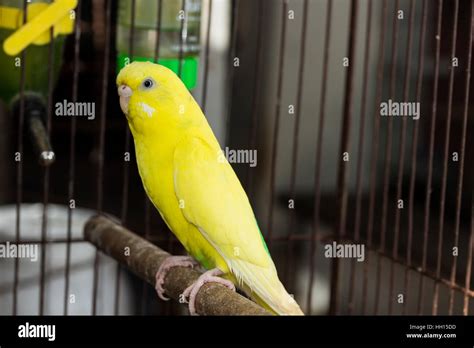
[138, 102, 156, 118]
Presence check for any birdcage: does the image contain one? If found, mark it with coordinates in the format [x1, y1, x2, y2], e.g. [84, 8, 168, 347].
[0, 0, 473, 317]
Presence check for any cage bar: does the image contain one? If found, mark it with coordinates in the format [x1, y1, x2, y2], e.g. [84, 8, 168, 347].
[348, 0, 372, 315]
[306, 0, 332, 314]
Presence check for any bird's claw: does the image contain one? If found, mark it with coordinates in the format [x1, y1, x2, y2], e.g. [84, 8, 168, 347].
[155, 255, 199, 301]
[181, 268, 236, 315]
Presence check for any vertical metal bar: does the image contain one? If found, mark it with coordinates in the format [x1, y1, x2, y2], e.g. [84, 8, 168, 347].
[374, 0, 399, 315]
[64, 0, 82, 316]
[362, 0, 388, 315]
[266, 0, 288, 248]
[201, 0, 212, 112]
[308, 0, 333, 314]
[329, 0, 359, 315]
[177, 0, 186, 78]
[388, 0, 415, 315]
[417, 0, 442, 316]
[449, 0, 471, 314]
[348, 0, 372, 315]
[224, 0, 239, 145]
[405, 0, 428, 316]
[462, 0, 474, 316]
[246, 0, 265, 196]
[115, 0, 136, 316]
[153, 0, 163, 63]
[285, 0, 309, 291]
[96, 0, 111, 214]
[13, 0, 28, 316]
[39, 26, 55, 316]
[433, 0, 458, 315]
[93, 0, 112, 315]
[306, 0, 332, 313]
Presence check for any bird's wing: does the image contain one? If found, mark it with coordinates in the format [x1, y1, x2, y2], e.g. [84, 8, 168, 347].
[173, 136, 304, 315]
[173, 136, 271, 269]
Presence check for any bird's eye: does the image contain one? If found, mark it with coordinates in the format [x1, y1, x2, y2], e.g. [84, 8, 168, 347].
[142, 78, 154, 89]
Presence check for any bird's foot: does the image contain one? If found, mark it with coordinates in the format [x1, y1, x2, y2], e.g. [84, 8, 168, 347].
[155, 255, 199, 301]
[182, 268, 236, 315]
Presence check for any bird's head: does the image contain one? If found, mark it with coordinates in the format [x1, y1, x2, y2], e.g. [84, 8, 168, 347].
[116, 61, 196, 135]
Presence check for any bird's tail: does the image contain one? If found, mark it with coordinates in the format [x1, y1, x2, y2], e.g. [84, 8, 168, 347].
[229, 259, 304, 315]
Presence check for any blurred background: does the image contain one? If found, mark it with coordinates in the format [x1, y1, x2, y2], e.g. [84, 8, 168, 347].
[0, 0, 473, 316]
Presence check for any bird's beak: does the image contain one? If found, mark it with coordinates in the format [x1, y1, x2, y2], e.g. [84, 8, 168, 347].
[118, 84, 132, 115]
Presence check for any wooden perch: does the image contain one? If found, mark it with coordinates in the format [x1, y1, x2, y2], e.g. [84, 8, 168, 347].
[84, 215, 270, 315]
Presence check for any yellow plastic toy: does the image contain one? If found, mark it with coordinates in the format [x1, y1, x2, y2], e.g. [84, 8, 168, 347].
[1, 0, 77, 56]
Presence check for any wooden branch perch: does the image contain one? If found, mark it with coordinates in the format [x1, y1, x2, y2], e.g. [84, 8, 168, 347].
[84, 215, 270, 315]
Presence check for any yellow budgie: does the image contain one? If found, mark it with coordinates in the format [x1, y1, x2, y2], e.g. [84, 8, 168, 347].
[116, 61, 303, 315]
